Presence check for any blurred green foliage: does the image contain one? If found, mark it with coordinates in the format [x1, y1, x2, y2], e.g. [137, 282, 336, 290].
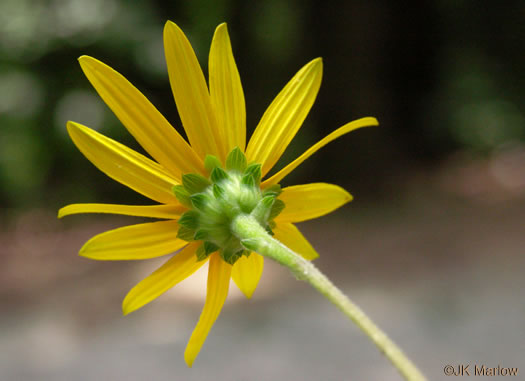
[1, 1, 525, 211]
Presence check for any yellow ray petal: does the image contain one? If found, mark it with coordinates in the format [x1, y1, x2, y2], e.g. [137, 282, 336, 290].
[276, 183, 353, 223]
[185, 253, 231, 367]
[58, 203, 186, 219]
[163, 21, 223, 160]
[262, 117, 379, 186]
[245, 58, 323, 176]
[67, 121, 178, 204]
[209, 23, 246, 153]
[122, 242, 204, 315]
[231, 252, 263, 298]
[79, 220, 186, 260]
[273, 223, 319, 260]
[78, 56, 204, 178]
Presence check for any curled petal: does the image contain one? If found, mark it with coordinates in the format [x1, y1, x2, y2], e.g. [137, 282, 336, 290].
[263, 117, 379, 186]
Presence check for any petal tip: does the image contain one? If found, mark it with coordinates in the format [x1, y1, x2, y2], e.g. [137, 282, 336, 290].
[78, 245, 89, 255]
[66, 121, 84, 139]
[122, 301, 132, 316]
[184, 352, 195, 368]
[311, 57, 323, 69]
[78, 55, 91, 63]
[78, 56, 98, 72]
[164, 20, 181, 34]
[78, 242, 95, 259]
[66, 120, 79, 131]
[212, 22, 229, 41]
[363, 116, 380, 127]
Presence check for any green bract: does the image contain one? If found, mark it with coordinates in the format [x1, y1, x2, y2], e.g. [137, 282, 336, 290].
[174, 147, 283, 264]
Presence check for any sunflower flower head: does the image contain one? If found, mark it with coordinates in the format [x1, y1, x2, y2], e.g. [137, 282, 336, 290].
[59, 21, 378, 367]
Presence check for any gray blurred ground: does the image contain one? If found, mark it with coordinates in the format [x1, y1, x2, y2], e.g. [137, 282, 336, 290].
[2, 169, 525, 381]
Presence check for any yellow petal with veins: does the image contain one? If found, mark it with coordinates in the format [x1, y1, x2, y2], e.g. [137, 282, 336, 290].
[78, 56, 204, 178]
[185, 253, 231, 367]
[209, 23, 246, 153]
[273, 223, 319, 260]
[67, 121, 178, 204]
[231, 252, 264, 298]
[276, 183, 352, 223]
[122, 242, 204, 315]
[263, 117, 379, 186]
[246, 58, 322, 176]
[79, 220, 186, 260]
[164, 21, 223, 160]
[58, 203, 186, 219]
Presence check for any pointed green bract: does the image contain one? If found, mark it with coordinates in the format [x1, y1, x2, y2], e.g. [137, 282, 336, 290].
[177, 225, 196, 241]
[194, 241, 218, 262]
[204, 241, 219, 255]
[244, 163, 262, 184]
[250, 195, 275, 223]
[190, 193, 211, 212]
[172, 185, 192, 207]
[241, 173, 256, 187]
[263, 184, 282, 197]
[178, 210, 200, 229]
[182, 173, 211, 194]
[226, 147, 247, 172]
[269, 199, 285, 220]
[213, 184, 225, 199]
[221, 247, 243, 264]
[196, 245, 208, 261]
[211, 166, 229, 183]
[204, 154, 223, 173]
[240, 238, 259, 252]
[194, 229, 210, 240]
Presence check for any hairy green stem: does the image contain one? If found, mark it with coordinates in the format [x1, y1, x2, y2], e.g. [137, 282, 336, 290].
[232, 214, 427, 381]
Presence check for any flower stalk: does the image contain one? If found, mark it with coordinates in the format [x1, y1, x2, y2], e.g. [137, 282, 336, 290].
[232, 214, 427, 381]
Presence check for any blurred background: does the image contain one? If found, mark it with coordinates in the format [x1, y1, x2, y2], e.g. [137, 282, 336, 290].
[1, 1, 525, 380]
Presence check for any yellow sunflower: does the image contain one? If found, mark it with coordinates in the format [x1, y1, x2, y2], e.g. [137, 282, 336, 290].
[59, 21, 378, 366]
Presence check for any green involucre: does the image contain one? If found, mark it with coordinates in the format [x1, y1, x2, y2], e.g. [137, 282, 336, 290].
[174, 147, 284, 264]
